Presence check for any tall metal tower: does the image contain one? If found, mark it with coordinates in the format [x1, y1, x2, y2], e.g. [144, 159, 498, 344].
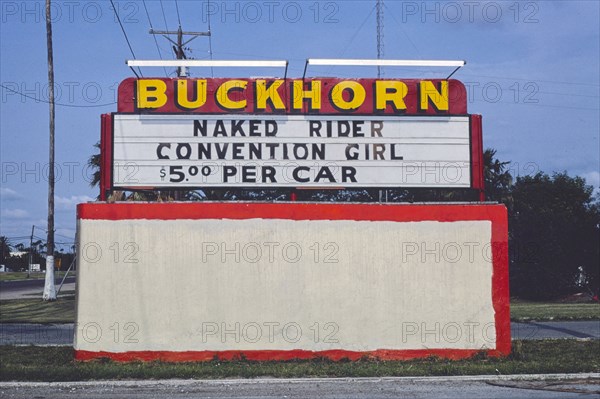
[376, 0, 384, 78]
[377, 0, 386, 202]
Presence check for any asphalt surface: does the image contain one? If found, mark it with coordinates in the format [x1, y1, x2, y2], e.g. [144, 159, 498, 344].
[0, 375, 598, 398]
[0, 277, 76, 300]
[512, 320, 600, 340]
[1, 321, 598, 346]
[0, 277, 76, 290]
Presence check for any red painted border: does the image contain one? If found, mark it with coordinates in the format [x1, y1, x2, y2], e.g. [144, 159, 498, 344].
[75, 202, 509, 362]
[490, 204, 511, 356]
[75, 348, 506, 362]
[470, 115, 485, 199]
[99, 114, 112, 201]
[78, 202, 501, 223]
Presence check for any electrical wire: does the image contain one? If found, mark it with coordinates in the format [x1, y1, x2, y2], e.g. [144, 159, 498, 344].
[323, 4, 376, 76]
[382, 3, 600, 88]
[461, 73, 600, 87]
[175, 0, 182, 27]
[1, 236, 31, 240]
[159, 0, 170, 32]
[383, 2, 422, 59]
[142, 0, 169, 77]
[36, 229, 74, 241]
[109, 0, 143, 77]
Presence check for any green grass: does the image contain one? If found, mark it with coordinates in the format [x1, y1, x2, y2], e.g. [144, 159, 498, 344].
[511, 301, 600, 322]
[23, 290, 76, 297]
[0, 272, 45, 281]
[0, 340, 598, 381]
[0, 272, 73, 282]
[0, 296, 76, 324]
[1, 297, 598, 324]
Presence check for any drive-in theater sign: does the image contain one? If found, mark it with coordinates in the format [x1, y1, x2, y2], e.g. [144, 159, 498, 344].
[100, 77, 483, 193]
[76, 61, 509, 362]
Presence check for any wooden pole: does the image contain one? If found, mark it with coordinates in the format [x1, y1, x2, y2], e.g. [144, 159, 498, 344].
[43, 0, 56, 301]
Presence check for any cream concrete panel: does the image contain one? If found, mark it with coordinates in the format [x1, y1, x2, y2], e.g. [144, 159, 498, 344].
[75, 218, 494, 353]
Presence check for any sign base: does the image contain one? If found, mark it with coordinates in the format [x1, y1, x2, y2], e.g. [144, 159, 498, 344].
[74, 202, 509, 362]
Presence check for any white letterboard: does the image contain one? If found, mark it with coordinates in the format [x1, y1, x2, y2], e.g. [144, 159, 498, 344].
[112, 114, 472, 188]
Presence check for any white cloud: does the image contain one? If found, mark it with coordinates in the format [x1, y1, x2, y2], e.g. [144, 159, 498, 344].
[582, 171, 600, 195]
[55, 195, 95, 210]
[0, 188, 23, 201]
[1, 208, 29, 219]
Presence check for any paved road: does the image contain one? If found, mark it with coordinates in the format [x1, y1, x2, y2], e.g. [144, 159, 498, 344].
[0, 375, 598, 398]
[512, 320, 600, 340]
[0, 277, 76, 300]
[0, 277, 76, 290]
[1, 321, 598, 346]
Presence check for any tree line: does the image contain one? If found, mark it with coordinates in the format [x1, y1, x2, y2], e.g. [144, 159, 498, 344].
[0, 237, 75, 273]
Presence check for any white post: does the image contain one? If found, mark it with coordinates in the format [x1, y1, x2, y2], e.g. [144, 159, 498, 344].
[43, 255, 56, 300]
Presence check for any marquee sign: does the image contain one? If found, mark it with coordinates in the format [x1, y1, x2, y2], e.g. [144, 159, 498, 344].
[101, 78, 483, 192]
[116, 77, 468, 115]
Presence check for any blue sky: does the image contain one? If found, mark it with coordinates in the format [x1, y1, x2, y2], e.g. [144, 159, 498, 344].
[1, 0, 599, 247]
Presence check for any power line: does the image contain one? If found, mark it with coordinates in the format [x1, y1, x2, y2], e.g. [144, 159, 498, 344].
[383, 3, 422, 59]
[470, 98, 598, 111]
[382, 3, 598, 87]
[36, 228, 74, 240]
[159, 0, 170, 32]
[109, 0, 143, 77]
[150, 0, 210, 79]
[323, 4, 376, 76]
[1, 84, 116, 108]
[32, 234, 74, 245]
[142, 0, 169, 77]
[340, 5, 376, 58]
[1, 236, 31, 240]
[461, 73, 600, 87]
[175, 0, 182, 27]
[149, 28, 210, 77]
[537, 91, 599, 99]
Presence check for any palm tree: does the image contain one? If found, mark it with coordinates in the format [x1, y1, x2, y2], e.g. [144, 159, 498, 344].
[88, 141, 101, 189]
[87, 142, 240, 201]
[483, 148, 513, 204]
[0, 236, 12, 264]
[33, 240, 45, 255]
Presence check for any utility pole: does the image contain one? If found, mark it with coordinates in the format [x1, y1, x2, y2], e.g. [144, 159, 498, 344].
[150, 25, 210, 200]
[149, 26, 210, 77]
[28, 225, 34, 278]
[43, 0, 56, 301]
